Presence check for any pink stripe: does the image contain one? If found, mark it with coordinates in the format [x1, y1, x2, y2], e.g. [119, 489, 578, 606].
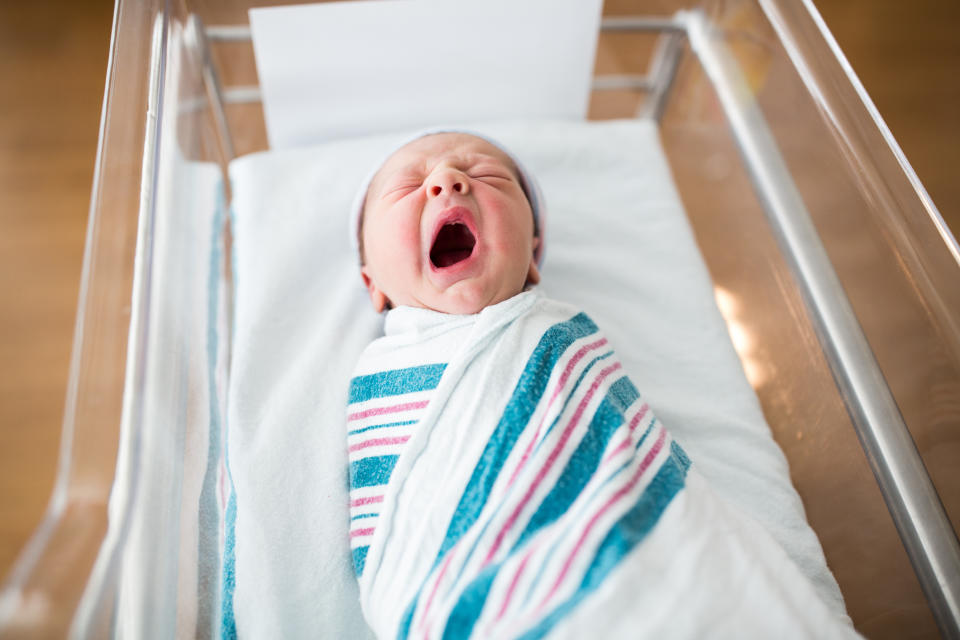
[628, 403, 650, 434]
[542, 427, 667, 608]
[350, 527, 375, 538]
[484, 362, 623, 566]
[601, 403, 650, 465]
[348, 400, 428, 422]
[350, 495, 384, 507]
[349, 435, 411, 452]
[603, 438, 632, 464]
[505, 339, 608, 489]
[418, 550, 456, 632]
[495, 549, 534, 623]
[420, 340, 609, 631]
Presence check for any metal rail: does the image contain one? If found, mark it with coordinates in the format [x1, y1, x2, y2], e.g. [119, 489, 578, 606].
[186, 15, 236, 161]
[681, 9, 960, 637]
[200, 17, 688, 109]
[202, 16, 687, 42]
[600, 15, 687, 33]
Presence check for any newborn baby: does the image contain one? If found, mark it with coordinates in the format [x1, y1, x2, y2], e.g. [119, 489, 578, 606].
[346, 131, 858, 639]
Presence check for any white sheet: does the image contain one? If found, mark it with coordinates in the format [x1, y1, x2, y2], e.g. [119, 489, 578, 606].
[226, 119, 848, 638]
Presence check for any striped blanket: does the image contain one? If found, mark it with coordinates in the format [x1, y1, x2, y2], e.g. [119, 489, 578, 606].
[346, 291, 858, 639]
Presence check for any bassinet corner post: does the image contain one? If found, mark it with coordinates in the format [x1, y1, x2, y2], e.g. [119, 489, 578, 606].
[185, 15, 235, 164]
[594, 16, 687, 121]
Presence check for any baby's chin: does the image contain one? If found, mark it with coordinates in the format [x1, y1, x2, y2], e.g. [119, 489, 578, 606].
[423, 281, 525, 315]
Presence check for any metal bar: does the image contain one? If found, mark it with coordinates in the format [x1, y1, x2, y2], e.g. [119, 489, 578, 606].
[223, 86, 261, 104]
[600, 16, 686, 33]
[199, 19, 692, 109]
[637, 30, 685, 121]
[683, 9, 960, 637]
[205, 17, 687, 41]
[205, 24, 251, 42]
[592, 74, 654, 92]
[179, 86, 262, 113]
[186, 15, 236, 161]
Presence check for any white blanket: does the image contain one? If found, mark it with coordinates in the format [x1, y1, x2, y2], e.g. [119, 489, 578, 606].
[348, 291, 856, 639]
[226, 119, 848, 637]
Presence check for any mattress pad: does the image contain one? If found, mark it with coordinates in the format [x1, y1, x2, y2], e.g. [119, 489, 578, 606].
[226, 119, 846, 636]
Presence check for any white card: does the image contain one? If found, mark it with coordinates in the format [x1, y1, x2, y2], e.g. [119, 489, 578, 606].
[249, 0, 603, 148]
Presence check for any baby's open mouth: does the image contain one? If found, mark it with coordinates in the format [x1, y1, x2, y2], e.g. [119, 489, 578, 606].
[430, 222, 476, 268]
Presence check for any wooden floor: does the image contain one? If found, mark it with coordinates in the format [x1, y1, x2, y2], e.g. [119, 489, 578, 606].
[0, 0, 115, 583]
[0, 0, 957, 634]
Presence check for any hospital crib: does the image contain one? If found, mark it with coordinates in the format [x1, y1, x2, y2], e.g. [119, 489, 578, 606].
[1, 0, 958, 638]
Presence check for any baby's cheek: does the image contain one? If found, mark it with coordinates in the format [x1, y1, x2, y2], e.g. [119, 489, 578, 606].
[494, 198, 534, 238]
[379, 228, 422, 273]
[396, 228, 422, 258]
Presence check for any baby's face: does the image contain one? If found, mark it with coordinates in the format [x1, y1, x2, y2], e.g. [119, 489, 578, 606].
[360, 133, 540, 315]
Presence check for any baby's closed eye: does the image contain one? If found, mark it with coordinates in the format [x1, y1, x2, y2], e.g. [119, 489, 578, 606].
[381, 177, 423, 199]
[385, 182, 420, 194]
[467, 165, 514, 181]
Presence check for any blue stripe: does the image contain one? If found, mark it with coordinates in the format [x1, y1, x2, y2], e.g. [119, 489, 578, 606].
[442, 566, 499, 640]
[348, 419, 417, 437]
[351, 512, 379, 521]
[350, 455, 400, 489]
[428, 349, 616, 620]
[438, 314, 598, 558]
[349, 364, 447, 404]
[518, 376, 638, 547]
[198, 180, 225, 637]
[635, 418, 657, 451]
[439, 375, 638, 639]
[516, 441, 692, 640]
[353, 545, 370, 575]
[526, 351, 614, 461]
[217, 185, 238, 640]
[398, 312, 599, 640]
[522, 415, 658, 607]
[220, 492, 238, 639]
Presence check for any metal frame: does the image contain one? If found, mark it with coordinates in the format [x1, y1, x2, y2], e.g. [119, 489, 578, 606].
[72, 8, 960, 638]
[196, 17, 690, 123]
[679, 10, 960, 637]
[185, 16, 236, 161]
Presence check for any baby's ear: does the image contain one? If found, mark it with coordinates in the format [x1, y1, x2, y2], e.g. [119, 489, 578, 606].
[525, 236, 541, 286]
[526, 252, 541, 287]
[360, 267, 390, 313]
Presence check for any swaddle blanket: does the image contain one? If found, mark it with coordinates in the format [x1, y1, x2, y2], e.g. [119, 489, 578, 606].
[347, 290, 856, 639]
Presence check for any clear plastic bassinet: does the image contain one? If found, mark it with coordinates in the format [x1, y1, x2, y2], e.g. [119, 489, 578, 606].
[1, 0, 958, 638]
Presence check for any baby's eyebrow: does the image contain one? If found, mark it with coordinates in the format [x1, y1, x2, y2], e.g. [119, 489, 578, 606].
[463, 152, 509, 166]
[464, 153, 522, 180]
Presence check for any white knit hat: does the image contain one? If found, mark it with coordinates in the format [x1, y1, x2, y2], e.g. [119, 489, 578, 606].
[349, 128, 546, 266]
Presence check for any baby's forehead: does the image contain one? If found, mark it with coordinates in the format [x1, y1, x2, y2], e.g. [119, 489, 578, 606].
[373, 133, 518, 184]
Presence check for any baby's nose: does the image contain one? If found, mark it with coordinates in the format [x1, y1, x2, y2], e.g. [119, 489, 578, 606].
[426, 168, 469, 198]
